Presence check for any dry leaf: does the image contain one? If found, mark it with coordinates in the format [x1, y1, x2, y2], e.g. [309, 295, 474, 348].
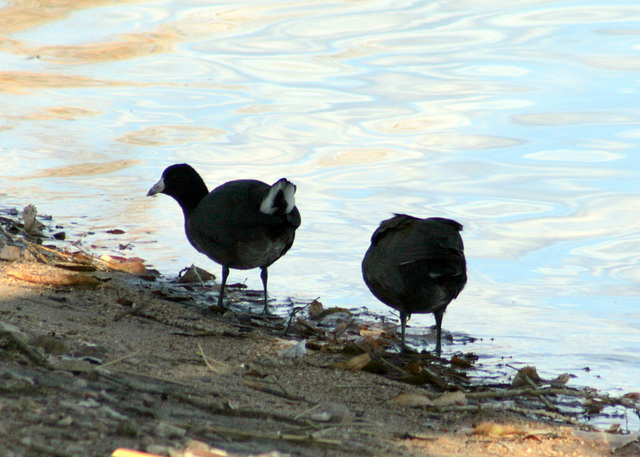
[390, 393, 433, 407]
[451, 355, 473, 368]
[334, 353, 371, 371]
[512, 365, 542, 387]
[406, 362, 422, 375]
[100, 254, 149, 276]
[359, 324, 387, 338]
[333, 322, 348, 340]
[550, 372, 571, 386]
[308, 299, 324, 320]
[432, 391, 467, 407]
[472, 422, 520, 437]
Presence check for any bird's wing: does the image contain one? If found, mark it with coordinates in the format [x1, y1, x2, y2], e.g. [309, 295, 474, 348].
[397, 218, 465, 277]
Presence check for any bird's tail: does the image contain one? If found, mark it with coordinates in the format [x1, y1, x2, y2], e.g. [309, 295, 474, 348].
[260, 178, 296, 216]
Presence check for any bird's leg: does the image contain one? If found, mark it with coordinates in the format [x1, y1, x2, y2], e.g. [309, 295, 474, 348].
[434, 310, 444, 357]
[260, 266, 270, 315]
[399, 310, 408, 352]
[217, 265, 229, 308]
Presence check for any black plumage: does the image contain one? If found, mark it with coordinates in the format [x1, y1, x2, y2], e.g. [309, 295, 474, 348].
[362, 214, 467, 355]
[147, 163, 301, 314]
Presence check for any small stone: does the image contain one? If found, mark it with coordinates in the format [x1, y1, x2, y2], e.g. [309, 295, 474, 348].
[310, 403, 352, 423]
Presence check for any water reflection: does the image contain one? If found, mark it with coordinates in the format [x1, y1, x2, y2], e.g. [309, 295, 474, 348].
[1, 0, 640, 402]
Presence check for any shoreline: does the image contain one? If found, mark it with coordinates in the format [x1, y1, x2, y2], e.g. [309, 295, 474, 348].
[0, 206, 639, 456]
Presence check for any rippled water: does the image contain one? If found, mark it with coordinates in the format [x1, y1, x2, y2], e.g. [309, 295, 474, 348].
[2, 0, 640, 411]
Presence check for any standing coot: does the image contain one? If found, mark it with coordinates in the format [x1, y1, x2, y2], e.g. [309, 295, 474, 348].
[147, 163, 301, 314]
[362, 214, 466, 355]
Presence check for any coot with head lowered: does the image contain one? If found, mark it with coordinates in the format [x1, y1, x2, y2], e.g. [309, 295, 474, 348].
[147, 163, 301, 314]
[362, 214, 466, 355]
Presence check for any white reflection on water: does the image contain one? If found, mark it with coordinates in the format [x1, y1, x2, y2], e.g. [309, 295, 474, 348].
[1, 0, 640, 405]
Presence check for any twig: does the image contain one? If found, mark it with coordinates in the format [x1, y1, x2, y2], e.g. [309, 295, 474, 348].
[465, 386, 638, 410]
[99, 351, 142, 369]
[505, 405, 584, 426]
[198, 423, 357, 450]
[196, 341, 231, 374]
[428, 403, 583, 426]
[113, 296, 150, 322]
[26, 442, 74, 457]
[295, 404, 322, 420]
[284, 298, 314, 336]
[507, 364, 558, 412]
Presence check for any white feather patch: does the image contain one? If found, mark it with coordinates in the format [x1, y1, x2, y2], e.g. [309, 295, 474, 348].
[260, 179, 296, 215]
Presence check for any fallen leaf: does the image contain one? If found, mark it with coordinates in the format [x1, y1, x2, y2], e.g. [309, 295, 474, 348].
[308, 299, 324, 320]
[359, 324, 387, 338]
[100, 255, 149, 276]
[550, 372, 572, 386]
[333, 322, 348, 340]
[523, 434, 542, 442]
[451, 355, 473, 368]
[512, 365, 542, 387]
[406, 362, 422, 375]
[333, 353, 371, 371]
[390, 393, 433, 407]
[432, 391, 467, 407]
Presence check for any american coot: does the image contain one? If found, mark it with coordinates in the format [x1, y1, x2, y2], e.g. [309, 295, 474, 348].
[362, 214, 467, 355]
[147, 163, 301, 314]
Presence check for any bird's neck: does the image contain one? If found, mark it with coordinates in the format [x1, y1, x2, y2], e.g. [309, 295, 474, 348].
[173, 183, 208, 218]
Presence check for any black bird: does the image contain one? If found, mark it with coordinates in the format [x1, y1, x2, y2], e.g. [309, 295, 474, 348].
[147, 163, 301, 314]
[362, 214, 466, 355]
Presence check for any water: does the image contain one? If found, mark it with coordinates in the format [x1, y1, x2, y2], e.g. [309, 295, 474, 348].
[1, 0, 639, 413]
